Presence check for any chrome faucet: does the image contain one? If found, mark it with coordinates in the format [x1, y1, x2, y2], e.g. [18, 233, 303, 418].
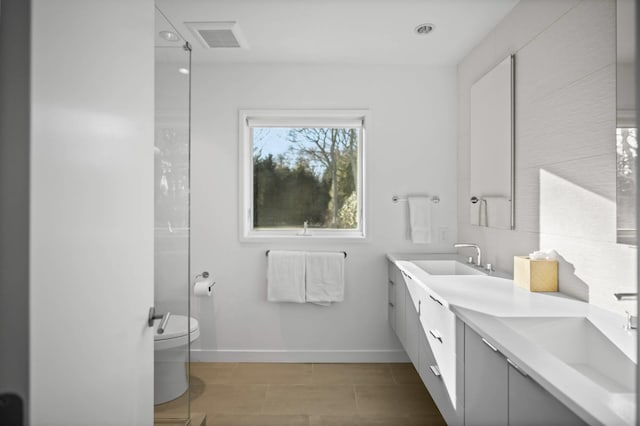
[453, 243, 482, 267]
[614, 293, 638, 330]
[297, 220, 310, 236]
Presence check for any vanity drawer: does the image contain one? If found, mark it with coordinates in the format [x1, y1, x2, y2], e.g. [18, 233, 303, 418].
[387, 262, 407, 345]
[388, 278, 396, 305]
[401, 270, 421, 312]
[388, 301, 396, 331]
[419, 328, 458, 424]
[421, 289, 456, 349]
[420, 288, 458, 409]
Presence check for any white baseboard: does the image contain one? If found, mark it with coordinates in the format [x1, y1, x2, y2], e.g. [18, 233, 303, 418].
[190, 349, 409, 363]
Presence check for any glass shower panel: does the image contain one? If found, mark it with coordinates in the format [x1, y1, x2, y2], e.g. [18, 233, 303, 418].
[154, 44, 191, 424]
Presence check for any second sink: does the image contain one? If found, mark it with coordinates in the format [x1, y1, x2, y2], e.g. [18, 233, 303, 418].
[499, 316, 636, 394]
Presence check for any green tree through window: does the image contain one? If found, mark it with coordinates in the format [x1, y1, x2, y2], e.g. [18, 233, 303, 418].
[616, 127, 637, 244]
[252, 127, 360, 230]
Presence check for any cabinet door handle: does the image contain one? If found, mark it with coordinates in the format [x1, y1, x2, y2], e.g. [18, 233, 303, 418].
[388, 302, 394, 307]
[481, 338, 498, 352]
[429, 294, 443, 306]
[418, 300, 421, 316]
[429, 329, 443, 343]
[389, 280, 395, 286]
[429, 365, 441, 377]
[507, 358, 529, 377]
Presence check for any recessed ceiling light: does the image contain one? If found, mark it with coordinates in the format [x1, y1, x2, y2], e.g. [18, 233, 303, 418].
[415, 23, 435, 35]
[159, 30, 180, 42]
[178, 68, 190, 75]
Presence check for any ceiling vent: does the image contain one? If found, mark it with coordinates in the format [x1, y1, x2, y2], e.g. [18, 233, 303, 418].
[185, 21, 248, 49]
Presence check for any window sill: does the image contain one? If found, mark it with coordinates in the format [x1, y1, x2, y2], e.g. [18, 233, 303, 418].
[241, 229, 366, 242]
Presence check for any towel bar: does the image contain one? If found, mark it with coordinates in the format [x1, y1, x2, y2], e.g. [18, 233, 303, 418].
[266, 250, 347, 258]
[392, 195, 440, 204]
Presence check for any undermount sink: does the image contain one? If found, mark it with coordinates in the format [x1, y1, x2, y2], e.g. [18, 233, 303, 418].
[412, 260, 486, 276]
[499, 316, 636, 394]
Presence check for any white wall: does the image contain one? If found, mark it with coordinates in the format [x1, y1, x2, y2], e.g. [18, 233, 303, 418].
[457, 0, 636, 315]
[190, 64, 457, 361]
[30, 1, 155, 424]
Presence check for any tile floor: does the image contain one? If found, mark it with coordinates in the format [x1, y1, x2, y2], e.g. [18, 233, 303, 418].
[154, 363, 446, 426]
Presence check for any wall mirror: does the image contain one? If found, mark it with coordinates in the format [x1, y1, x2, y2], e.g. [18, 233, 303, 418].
[469, 55, 515, 230]
[616, 0, 637, 245]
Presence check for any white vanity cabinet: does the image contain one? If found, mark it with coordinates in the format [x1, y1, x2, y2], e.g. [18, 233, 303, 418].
[464, 324, 586, 426]
[419, 286, 458, 410]
[388, 261, 421, 366]
[508, 364, 586, 425]
[464, 323, 509, 425]
[404, 282, 421, 366]
[387, 274, 396, 331]
[399, 265, 422, 366]
[386, 256, 631, 425]
[418, 310, 464, 425]
[387, 262, 406, 346]
[418, 328, 460, 424]
[387, 261, 463, 425]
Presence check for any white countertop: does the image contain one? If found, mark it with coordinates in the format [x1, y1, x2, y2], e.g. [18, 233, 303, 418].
[387, 253, 637, 426]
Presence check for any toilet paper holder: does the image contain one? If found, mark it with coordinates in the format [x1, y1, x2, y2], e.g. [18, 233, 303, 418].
[194, 271, 215, 291]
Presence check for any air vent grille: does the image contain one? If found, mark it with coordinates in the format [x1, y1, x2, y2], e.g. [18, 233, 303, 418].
[186, 21, 248, 49]
[198, 29, 240, 48]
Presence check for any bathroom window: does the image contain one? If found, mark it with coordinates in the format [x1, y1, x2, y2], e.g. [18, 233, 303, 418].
[616, 127, 637, 244]
[239, 109, 367, 240]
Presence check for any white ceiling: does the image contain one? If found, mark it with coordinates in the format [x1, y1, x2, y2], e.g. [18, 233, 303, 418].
[155, 0, 519, 65]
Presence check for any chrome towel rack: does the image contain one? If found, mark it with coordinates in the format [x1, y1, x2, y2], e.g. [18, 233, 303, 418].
[392, 195, 440, 204]
[266, 250, 347, 258]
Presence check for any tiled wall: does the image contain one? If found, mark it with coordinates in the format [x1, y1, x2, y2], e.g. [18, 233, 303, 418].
[457, 0, 637, 314]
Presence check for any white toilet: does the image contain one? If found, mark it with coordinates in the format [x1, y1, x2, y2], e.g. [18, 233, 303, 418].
[154, 314, 200, 405]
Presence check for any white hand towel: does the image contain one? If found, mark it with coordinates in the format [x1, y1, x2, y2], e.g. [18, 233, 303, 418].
[305, 252, 345, 304]
[470, 201, 482, 226]
[483, 196, 511, 229]
[267, 250, 306, 303]
[408, 196, 432, 244]
[480, 198, 488, 227]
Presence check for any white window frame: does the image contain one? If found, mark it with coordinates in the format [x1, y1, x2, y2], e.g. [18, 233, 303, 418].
[239, 109, 369, 241]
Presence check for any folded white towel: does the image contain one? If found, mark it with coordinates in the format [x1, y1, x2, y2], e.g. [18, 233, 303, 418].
[483, 196, 511, 229]
[408, 196, 432, 244]
[267, 250, 306, 303]
[305, 252, 345, 304]
[470, 200, 482, 226]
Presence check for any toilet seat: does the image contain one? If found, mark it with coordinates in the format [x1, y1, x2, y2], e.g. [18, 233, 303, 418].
[154, 315, 199, 350]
